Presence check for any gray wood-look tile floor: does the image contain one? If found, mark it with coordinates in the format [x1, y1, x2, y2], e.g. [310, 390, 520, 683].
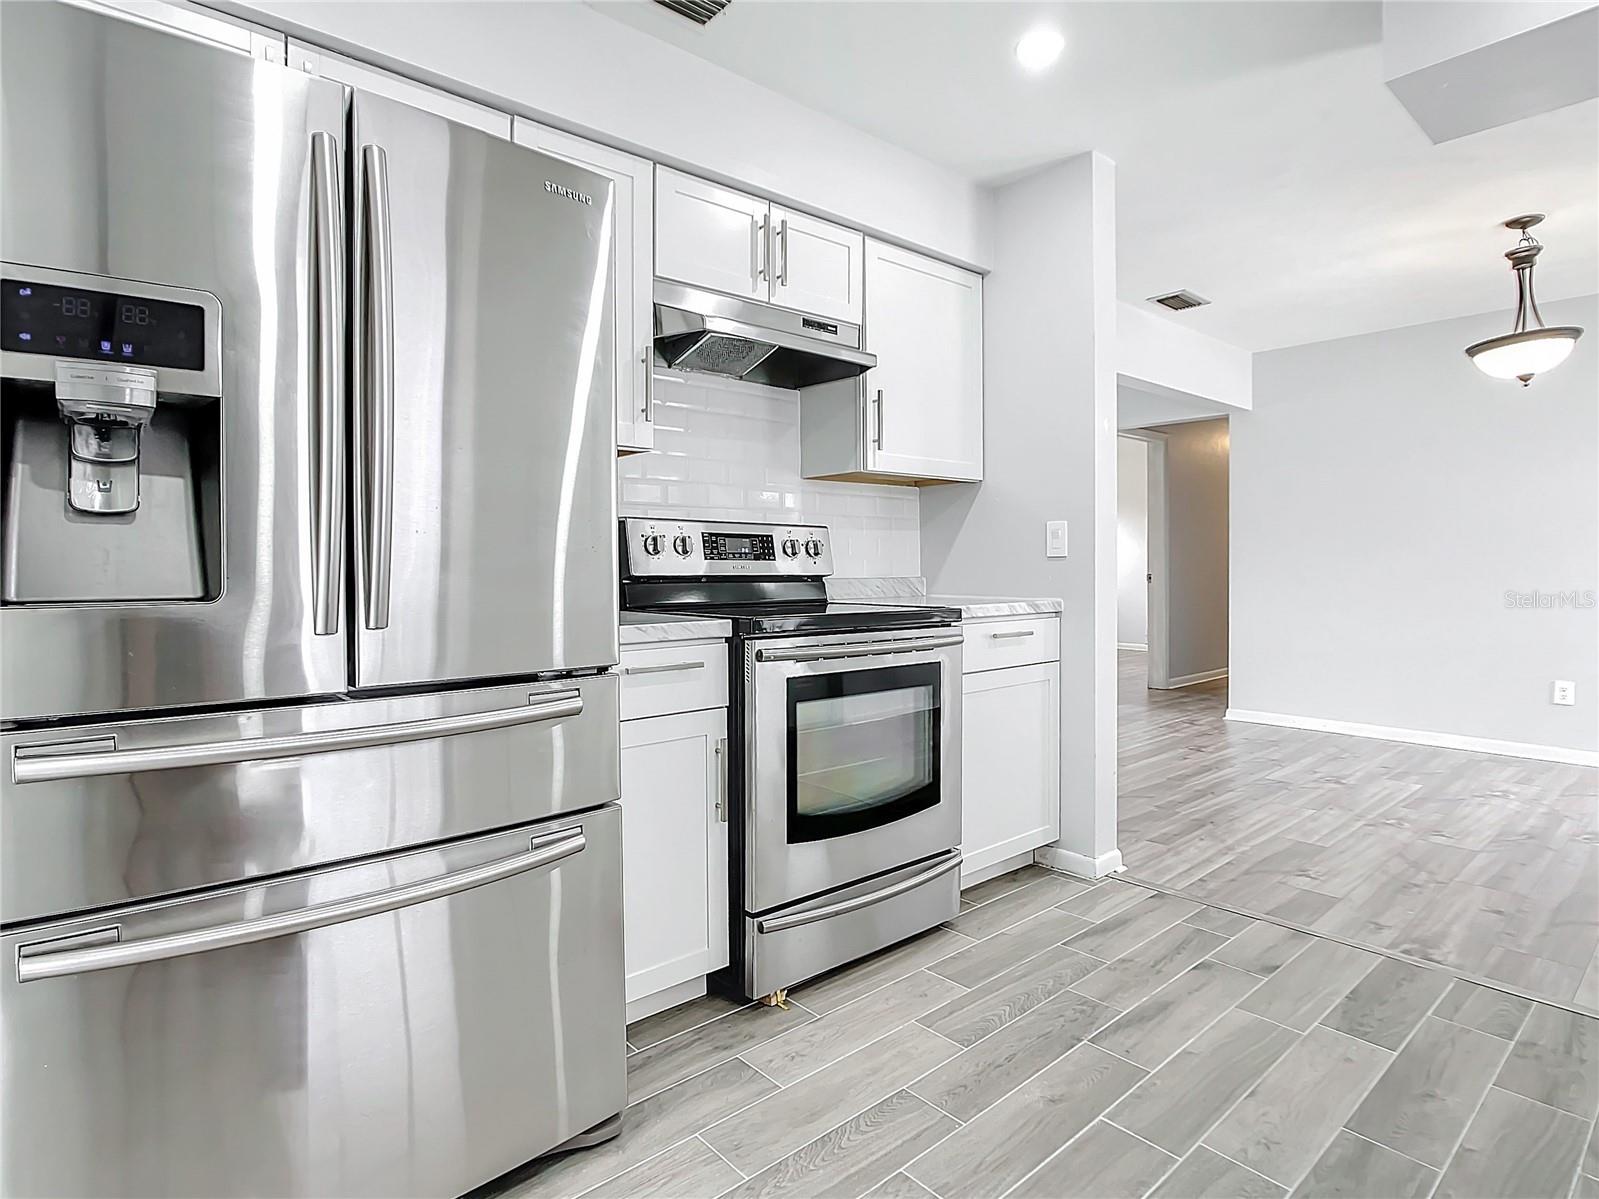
[483, 867, 1599, 1199]
[1115, 650, 1599, 1011]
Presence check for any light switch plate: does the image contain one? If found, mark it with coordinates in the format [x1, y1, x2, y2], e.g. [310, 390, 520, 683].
[1552, 680, 1576, 706]
[1046, 520, 1068, 558]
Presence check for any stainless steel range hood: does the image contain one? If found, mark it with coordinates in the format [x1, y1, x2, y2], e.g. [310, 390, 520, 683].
[653, 280, 875, 389]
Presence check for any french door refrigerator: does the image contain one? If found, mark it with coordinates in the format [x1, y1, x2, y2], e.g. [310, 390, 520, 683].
[0, 5, 624, 1196]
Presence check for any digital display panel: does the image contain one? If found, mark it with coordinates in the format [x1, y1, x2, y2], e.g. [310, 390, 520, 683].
[704, 532, 776, 561]
[2, 279, 206, 370]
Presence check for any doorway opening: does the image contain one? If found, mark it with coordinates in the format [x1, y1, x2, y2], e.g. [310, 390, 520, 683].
[1116, 419, 1230, 692]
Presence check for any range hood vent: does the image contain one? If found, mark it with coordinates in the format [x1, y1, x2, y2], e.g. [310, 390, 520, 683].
[653, 281, 876, 391]
[653, 0, 732, 25]
[1149, 289, 1210, 312]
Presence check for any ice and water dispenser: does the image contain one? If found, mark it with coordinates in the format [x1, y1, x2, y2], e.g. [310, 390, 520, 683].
[1, 266, 222, 604]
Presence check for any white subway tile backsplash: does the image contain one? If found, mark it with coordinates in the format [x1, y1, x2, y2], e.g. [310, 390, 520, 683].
[618, 371, 919, 578]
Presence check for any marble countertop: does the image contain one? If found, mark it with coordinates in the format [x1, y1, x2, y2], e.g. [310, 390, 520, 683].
[620, 610, 733, 646]
[825, 577, 1061, 619]
[911, 594, 1064, 619]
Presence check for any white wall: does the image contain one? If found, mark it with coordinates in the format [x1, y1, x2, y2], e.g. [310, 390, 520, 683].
[1117, 437, 1149, 649]
[921, 152, 1121, 879]
[222, 0, 990, 268]
[1118, 302, 1253, 412]
[619, 373, 919, 578]
[1151, 419, 1230, 684]
[1232, 295, 1599, 758]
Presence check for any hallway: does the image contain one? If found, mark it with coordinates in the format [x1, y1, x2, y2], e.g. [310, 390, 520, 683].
[1116, 651, 1599, 1012]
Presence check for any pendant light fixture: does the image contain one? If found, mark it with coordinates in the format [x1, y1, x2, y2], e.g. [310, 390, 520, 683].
[1465, 214, 1584, 386]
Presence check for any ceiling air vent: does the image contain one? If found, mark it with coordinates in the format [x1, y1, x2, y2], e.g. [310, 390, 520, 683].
[1149, 289, 1210, 312]
[653, 0, 732, 25]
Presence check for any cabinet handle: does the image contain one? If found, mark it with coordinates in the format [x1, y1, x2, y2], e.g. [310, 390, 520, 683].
[714, 736, 728, 823]
[778, 218, 789, 286]
[620, 660, 705, 676]
[753, 214, 770, 285]
[873, 388, 885, 450]
[640, 342, 654, 425]
[989, 629, 1036, 640]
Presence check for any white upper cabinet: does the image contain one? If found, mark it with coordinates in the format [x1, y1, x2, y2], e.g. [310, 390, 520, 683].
[863, 240, 983, 482]
[514, 119, 655, 454]
[656, 172, 864, 323]
[799, 239, 983, 484]
[770, 204, 863, 324]
[655, 168, 769, 302]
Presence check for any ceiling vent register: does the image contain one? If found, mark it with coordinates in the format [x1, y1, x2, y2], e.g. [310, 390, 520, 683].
[653, 0, 732, 25]
[1149, 290, 1210, 312]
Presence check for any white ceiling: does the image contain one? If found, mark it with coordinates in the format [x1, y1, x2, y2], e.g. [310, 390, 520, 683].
[596, 0, 1599, 352]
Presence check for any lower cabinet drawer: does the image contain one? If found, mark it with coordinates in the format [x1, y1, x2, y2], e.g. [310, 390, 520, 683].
[961, 616, 1060, 673]
[620, 642, 728, 720]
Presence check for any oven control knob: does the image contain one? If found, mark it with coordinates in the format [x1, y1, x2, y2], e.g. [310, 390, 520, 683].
[804, 537, 824, 559]
[672, 533, 695, 558]
[641, 532, 666, 557]
[781, 537, 801, 559]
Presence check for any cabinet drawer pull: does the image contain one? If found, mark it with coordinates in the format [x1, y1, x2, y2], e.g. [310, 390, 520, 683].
[622, 661, 706, 677]
[989, 629, 1036, 640]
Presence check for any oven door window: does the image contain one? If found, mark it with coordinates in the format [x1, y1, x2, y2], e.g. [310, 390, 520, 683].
[786, 662, 941, 843]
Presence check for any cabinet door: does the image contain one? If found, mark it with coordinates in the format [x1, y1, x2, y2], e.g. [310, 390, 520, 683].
[514, 119, 655, 453]
[619, 708, 729, 1004]
[770, 205, 864, 324]
[864, 240, 984, 482]
[961, 663, 1060, 878]
[655, 167, 769, 301]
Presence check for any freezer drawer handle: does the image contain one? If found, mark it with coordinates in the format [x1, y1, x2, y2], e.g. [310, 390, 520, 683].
[755, 850, 962, 935]
[15, 827, 586, 983]
[10, 689, 583, 784]
[754, 634, 963, 664]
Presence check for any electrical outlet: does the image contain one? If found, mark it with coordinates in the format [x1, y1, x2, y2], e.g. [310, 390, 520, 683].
[1046, 520, 1068, 558]
[1552, 680, 1576, 706]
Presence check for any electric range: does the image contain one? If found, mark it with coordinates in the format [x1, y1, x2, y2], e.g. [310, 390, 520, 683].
[621, 517, 964, 1003]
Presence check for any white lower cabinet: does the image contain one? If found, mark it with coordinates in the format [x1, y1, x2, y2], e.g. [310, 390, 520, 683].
[619, 704, 729, 1007]
[961, 658, 1061, 879]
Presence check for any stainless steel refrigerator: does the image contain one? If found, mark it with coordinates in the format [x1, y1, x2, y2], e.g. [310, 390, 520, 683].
[0, 5, 625, 1195]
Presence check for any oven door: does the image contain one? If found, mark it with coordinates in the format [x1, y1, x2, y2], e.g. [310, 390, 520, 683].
[745, 628, 962, 914]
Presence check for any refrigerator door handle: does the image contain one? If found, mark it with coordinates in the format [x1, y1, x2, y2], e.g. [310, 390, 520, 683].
[359, 143, 396, 632]
[309, 130, 346, 636]
[15, 827, 587, 982]
[11, 689, 584, 784]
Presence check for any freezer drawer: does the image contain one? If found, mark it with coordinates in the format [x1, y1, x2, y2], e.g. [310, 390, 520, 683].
[1, 674, 619, 925]
[1, 805, 625, 1199]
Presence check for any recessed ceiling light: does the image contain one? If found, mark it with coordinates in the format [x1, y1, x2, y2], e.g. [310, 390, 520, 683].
[1015, 28, 1065, 72]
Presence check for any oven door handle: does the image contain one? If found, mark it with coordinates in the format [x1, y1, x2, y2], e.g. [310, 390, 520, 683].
[15, 828, 586, 983]
[754, 633, 963, 664]
[755, 850, 963, 935]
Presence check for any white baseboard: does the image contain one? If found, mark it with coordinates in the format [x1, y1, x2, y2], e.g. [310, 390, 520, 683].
[1224, 708, 1599, 768]
[1156, 668, 1228, 689]
[1117, 642, 1148, 652]
[1034, 845, 1124, 880]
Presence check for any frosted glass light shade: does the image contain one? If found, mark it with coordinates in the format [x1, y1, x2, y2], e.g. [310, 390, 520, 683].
[1466, 326, 1583, 383]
